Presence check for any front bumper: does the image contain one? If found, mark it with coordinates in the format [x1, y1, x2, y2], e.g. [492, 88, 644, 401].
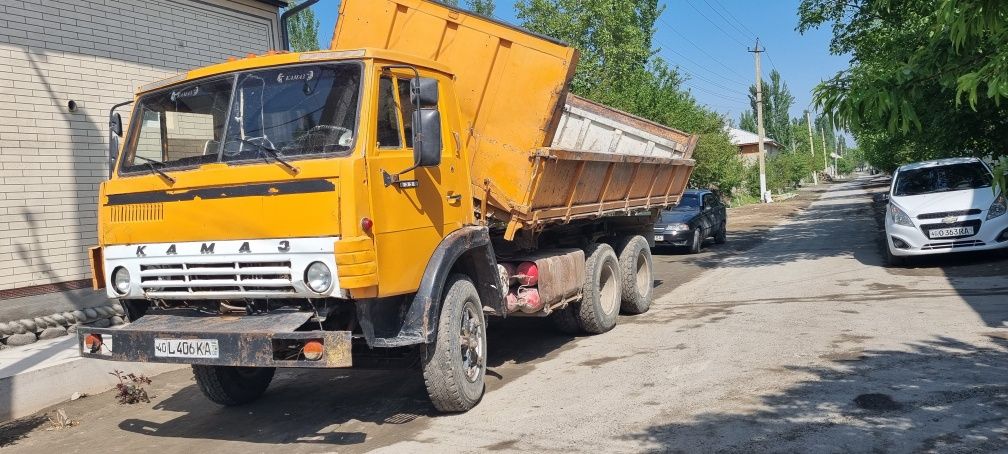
[886, 215, 1008, 257]
[77, 312, 352, 368]
[654, 229, 692, 246]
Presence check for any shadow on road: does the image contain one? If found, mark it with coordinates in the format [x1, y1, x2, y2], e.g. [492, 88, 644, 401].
[113, 318, 575, 450]
[623, 336, 1008, 452]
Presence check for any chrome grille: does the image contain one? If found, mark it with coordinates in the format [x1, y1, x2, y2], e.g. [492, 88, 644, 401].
[918, 209, 981, 220]
[140, 260, 295, 296]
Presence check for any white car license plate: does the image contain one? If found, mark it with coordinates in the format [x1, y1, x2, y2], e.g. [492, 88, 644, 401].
[655, 235, 664, 241]
[929, 226, 974, 238]
[154, 338, 219, 359]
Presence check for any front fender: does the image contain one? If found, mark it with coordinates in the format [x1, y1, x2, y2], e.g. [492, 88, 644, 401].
[359, 226, 503, 348]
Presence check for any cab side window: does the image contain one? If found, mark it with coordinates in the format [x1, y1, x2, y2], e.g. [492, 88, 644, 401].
[376, 76, 402, 149]
[702, 193, 715, 209]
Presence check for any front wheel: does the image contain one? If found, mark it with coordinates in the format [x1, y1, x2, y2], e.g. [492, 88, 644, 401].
[422, 274, 487, 412]
[192, 365, 275, 406]
[884, 241, 907, 267]
[687, 229, 702, 254]
[714, 222, 727, 245]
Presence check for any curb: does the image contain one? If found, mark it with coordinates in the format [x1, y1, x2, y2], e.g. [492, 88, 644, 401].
[0, 336, 184, 423]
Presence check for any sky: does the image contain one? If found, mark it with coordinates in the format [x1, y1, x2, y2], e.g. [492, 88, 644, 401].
[311, 0, 850, 128]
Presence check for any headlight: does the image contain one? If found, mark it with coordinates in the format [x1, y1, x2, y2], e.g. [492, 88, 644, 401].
[305, 262, 332, 293]
[889, 204, 914, 227]
[988, 194, 1006, 220]
[111, 266, 130, 295]
[665, 223, 689, 232]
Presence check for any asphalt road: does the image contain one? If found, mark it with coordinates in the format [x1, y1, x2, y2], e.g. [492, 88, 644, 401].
[5, 176, 1008, 453]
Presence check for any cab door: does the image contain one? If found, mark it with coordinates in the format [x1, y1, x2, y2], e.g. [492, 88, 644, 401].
[365, 68, 470, 297]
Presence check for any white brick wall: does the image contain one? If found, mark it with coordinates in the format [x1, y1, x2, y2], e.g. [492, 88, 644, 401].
[0, 0, 281, 289]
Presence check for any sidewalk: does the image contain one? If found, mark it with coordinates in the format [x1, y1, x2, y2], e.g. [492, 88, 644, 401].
[0, 331, 183, 422]
[0, 288, 184, 422]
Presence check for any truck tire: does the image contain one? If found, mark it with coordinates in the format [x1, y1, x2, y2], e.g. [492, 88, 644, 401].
[576, 242, 621, 334]
[192, 365, 275, 406]
[422, 274, 487, 412]
[614, 235, 653, 315]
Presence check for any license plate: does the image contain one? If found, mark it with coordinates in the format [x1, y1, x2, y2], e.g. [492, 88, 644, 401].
[154, 338, 219, 359]
[929, 226, 974, 238]
[654, 235, 664, 241]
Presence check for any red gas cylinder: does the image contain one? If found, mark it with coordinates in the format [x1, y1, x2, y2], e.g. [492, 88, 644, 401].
[515, 261, 539, 286]
[518, 288, 542, 313]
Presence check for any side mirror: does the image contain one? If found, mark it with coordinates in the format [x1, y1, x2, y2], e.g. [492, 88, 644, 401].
[410, 78, 439, 107]
[108, 112, 123, 179]
[412, 109, 442, 167]
[110, 112, 123, 137]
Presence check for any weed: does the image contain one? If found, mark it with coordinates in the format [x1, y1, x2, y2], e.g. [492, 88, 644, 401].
[110, 369, 152, 404]
[46, 408, 78, 430]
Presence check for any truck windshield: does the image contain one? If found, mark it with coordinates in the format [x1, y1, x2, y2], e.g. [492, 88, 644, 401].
[894, 162, 992, 196]
[120, 62, 361, 174]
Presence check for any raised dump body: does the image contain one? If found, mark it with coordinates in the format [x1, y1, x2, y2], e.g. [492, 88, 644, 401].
[333, 0, 697, 239]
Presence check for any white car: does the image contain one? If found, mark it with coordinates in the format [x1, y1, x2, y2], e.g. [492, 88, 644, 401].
[884, 157, 1008, 265]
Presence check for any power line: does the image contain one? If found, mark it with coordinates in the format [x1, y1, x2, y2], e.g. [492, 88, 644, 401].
[660, 21, 750, 83]
[705, 0, 760, 40]
[677, 68, 749, 96]
[697, 0, 754, 44]
[681, 0, 749, 47]
[681, 82, 749, 103]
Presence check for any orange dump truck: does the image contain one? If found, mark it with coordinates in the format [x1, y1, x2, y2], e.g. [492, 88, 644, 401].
[79, 0, 697, 412]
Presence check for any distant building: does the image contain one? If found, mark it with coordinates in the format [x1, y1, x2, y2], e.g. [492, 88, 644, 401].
[0, 0, 287, 293]
[727, 127, 781, 164]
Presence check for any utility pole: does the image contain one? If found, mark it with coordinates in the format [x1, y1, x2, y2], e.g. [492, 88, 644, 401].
[806, 111, 817, 185]
[819, 126, 828, 178]
[749, 39, 768, 202]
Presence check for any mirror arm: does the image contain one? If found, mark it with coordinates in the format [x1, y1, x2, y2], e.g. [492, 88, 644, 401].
[381, 165, 419, 187]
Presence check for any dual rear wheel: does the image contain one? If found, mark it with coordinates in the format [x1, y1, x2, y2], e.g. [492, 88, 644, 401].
[551, 235, 654, 334]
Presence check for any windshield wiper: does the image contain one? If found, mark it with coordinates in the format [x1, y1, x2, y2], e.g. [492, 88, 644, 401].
[133, 155, 176, 184]
[238, 138, 300, 174]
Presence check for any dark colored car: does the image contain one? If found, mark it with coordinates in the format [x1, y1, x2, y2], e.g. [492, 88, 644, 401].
[653, 189, 727, 253]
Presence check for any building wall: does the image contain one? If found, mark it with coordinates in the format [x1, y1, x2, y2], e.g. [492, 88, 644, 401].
[0, 0, 281, 290]
[739, 143, 780, 164]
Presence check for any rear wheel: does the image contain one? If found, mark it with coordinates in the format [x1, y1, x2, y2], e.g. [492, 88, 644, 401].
[613, 235, 653, 314]
[192, 365, 275, 406]
[422, 274, 486, 412]
[575, 242, 621, 334]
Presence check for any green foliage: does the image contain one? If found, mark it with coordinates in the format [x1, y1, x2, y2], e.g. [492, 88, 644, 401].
[516, 0, 745, 195]
[287, 0, 321, 52]
[800, 0, 1008, 171]
[740, 70, 796, 148]
[469, 0, 496, 15]
[437, 0, 495, 15]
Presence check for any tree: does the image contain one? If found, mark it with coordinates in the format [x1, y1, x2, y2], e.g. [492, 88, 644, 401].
[469, 0, 496, 15]
[438, 0, 496, 15]
[739, 69, 796, 150]
[799, 0, 1008, 172]
[287, 0, 321, 52]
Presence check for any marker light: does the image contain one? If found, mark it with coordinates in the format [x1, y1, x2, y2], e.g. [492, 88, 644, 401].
[303, 340, 324, 361]
[361, 217, 374, 233]
[84, 333, 103, 353]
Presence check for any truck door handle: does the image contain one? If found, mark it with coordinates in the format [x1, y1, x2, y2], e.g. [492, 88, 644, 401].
[447, 193, 462, 203]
